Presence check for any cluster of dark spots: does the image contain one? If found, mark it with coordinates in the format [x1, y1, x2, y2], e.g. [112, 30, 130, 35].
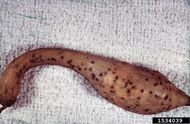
[60, 56, 64, 59]
[90, 61, 95, 64]
[30, 54, 45, 63]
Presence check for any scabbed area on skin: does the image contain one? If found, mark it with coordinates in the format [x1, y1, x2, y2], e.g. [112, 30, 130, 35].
[0, 48, 189, 114]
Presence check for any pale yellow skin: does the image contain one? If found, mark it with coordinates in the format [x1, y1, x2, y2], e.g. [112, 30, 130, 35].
[0, 48, 189, 114]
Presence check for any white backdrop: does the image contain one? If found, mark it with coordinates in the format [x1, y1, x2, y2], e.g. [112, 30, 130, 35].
[0, 0, 190, 124]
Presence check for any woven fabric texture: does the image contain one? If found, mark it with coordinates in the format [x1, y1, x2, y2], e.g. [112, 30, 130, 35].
[0, 0, 189, 124]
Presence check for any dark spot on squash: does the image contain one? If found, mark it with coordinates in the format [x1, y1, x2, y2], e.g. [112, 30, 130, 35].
[131, 85, 136, 89]
[159, 81, 162, 85]
[149, 91, 152, 94]
[127, 89, 131, 94]
[143, 109, 149, 112]
[120, 97, 124, 100]
[99, 73, 103, 76]
[155, 94, 160, 99]
[4, 89, 8, 94]
[15, 64, 19, 68]
[32, 54, 35, 57]
[135, 104, 140, 107]
[110, 90, 115, 94]
[92, 73, 95, 80]
[60, 56, 64, 59]
[137, 97, 141, 100]
[51, 58, 56, 61]
[164, 95, 168, 100]
[112, 71, 116, 74]
[128, 80, 133, 85]
[166, 105, 172, 110]
[89, 68, 92, 71]
[124, 82, 128, 87]
[110, 85, 114, 89]
[67, 59, 72, 64]
[141, 89, 144, 93]
[125, 106, 130, 109]
[158, 76, 161, 80]
[91, 61, 95, 64]
[145, 78, 148, 81]
[154, 83, 158, 86]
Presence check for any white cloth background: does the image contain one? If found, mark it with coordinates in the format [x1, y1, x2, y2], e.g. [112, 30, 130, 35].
[0, 0, 190, 124]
